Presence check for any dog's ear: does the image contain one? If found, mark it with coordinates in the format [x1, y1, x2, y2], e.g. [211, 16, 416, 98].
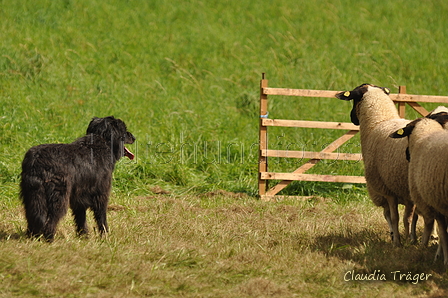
[87, 117, 103, 135]
[87, 116, 118, 133]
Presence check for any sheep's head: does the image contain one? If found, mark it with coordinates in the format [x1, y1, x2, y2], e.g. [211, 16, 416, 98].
[335, 84, 391, 125]
[390, 113, 448, 161]
[427, 106, 448, 117]
[391, 106, 448, 139]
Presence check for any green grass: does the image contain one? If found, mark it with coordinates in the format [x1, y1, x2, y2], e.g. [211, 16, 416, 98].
[1, 0, 448, 296]
[2, 0, 448, 198]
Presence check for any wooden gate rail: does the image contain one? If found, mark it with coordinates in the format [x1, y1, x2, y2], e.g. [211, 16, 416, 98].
[258, 74, 448, 201]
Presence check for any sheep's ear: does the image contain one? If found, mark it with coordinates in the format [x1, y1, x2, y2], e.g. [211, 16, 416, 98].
[335, 90, 352, 100]
[390, 125, 414, 138]
[336, 85, 368, 101]
[390, 128, 407, 138]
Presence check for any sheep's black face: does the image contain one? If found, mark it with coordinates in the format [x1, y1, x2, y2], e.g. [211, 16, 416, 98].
[390, 114, 448, 162]
[335, 84, 391, 125]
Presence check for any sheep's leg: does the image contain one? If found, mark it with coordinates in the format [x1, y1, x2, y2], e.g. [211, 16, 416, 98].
[383, 205, 394, 242]
[410, 211, 418, 244]
[388, 198, 401, 247]
[421, 216, 435, 247]
[403, 203, 417, 244]
[435, 243, 442, 261]
[434, 217, 447, 262]
[434, 215, 448, 266]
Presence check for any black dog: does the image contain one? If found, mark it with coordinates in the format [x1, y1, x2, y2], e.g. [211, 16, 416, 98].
[20, 116, 135, 241]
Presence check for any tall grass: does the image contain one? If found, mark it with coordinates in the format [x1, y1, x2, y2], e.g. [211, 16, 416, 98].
[1, 0, 448, 296]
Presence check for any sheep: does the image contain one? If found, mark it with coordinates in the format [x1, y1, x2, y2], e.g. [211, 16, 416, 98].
[390, 113, 448, 265]
[336, 84, 417, 247]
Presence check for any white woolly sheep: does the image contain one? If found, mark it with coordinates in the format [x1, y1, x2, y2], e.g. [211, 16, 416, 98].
[390, 114, 448, 266]
[336, 84, 416, 247]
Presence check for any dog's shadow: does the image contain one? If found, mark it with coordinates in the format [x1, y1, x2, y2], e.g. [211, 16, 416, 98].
[0, 230, 24, 241]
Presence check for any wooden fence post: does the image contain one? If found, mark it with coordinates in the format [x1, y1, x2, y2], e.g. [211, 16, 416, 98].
[258, 73, 269, 197]
[398, 86, 407, 118]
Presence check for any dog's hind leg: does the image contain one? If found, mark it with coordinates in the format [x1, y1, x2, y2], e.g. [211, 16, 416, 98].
[42, 181, 70, 241]
[72, 207, 89, 236]
[24, 200, 47, 239]
[43, 216, 61, 242]
[43, 209, 68, 241]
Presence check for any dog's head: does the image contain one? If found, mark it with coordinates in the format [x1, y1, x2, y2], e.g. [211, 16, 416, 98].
[86, 116, 135, 160]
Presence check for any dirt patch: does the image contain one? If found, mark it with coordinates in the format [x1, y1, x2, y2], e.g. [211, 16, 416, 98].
[108, 204, 126, 211]
[150, 186, 171, 195]
[200, 189, 249, 199]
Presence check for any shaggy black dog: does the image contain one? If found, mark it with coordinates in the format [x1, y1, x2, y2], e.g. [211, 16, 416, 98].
[20, 116, 135, 241]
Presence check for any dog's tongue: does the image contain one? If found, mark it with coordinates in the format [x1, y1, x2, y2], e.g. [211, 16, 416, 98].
[124, 147, 135, 160]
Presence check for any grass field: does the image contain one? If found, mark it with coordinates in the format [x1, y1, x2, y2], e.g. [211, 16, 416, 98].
[1, 0, 448, 296]
[2, 194, 448, 297]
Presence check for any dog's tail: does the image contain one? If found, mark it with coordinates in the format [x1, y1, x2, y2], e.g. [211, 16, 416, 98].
[20, 175, 48, 238]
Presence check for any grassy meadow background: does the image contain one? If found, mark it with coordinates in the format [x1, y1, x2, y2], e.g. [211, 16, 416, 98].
[1, 0, 448, 296]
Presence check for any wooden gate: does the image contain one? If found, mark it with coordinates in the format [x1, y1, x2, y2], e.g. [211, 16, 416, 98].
[258, 74, 448, 201]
